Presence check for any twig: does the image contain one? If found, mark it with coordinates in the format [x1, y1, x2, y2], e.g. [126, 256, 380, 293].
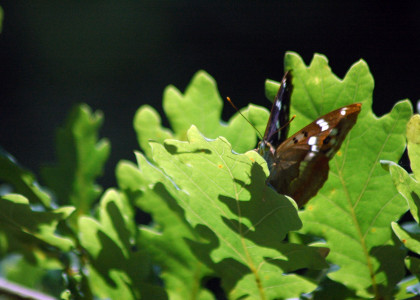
[0, 277, 56, 300]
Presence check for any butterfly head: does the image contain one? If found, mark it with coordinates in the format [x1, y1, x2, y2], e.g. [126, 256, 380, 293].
[257, 139, 276, 171]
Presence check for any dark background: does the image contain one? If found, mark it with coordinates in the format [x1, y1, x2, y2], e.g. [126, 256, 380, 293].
[0, 1, 419, 188]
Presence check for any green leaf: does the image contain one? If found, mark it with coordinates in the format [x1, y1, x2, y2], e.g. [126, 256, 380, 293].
[407, 114, 420, 180]
[384, 161, 420, 223]
[272, 52, 412, 298]
[150, 125, 328, 299]
[264, 79, 282, 103]
[0, 149, 51, 207]
[312, 277, 358, 300]
[401, 257, 420, 299]
[41, 104, 110, 215]
[3, 256, 48, 289]
[394, 275, 420, 299]
[116, 157, 215, 300]
[392, 222, 420, 254]
[2, 255, 64, 297]
[78, 189, 167, 300]
[133, 70, 269, 158]
[382, 115, 420, 223]
[133, 105, 174, 159]
[406, 256, 420, 279]
[0, 194, 75, 252]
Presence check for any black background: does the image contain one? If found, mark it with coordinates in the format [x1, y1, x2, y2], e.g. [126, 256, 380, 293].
[0, 1, 419, 188]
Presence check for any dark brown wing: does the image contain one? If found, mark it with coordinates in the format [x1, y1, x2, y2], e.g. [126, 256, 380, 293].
[258, 72, 292, 172]
[262, 72, 293, 147]
[267, 103, 362, 207]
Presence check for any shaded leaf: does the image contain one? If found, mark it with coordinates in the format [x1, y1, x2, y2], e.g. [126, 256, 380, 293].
[78, 189, 167, 300]
[406, 257, 420, 280]
[2, 255, 64, 297]
[0, 149, 51, 207]
[116, 158, 214, 300]
[0, 194, 75, 252]
[41, 104, 110, 215]
[312, 277, 358, 300]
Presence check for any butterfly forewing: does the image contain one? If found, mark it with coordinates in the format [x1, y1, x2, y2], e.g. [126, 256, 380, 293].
[258, 72, 292, 169]
[267, 103, 362, 207]
[263, 72, 292, 148]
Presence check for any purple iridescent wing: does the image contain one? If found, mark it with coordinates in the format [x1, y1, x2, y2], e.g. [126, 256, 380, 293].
[263, 71, 292, 147]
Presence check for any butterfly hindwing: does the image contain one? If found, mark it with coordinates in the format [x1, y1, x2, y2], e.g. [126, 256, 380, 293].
[268, 103, 361, 207]
[258, 71, 362, 207]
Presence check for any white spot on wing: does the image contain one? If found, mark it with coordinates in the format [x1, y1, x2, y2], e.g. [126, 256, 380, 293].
[276, 101, 281, 109]
[340, 108, 347, 116]
[308, 136, 317, 145]
[304, 152, 316, 161]
[316, 118, 329, 131]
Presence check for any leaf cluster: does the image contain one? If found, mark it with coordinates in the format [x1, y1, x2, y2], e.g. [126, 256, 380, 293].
[0, 52, 417, 299]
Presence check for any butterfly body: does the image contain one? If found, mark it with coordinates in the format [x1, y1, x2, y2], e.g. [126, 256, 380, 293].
[258, 73, 361, 207]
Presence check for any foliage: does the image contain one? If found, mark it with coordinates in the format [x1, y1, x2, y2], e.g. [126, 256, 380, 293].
[0, 52, 416, 299]
[382, 114, 420, 296]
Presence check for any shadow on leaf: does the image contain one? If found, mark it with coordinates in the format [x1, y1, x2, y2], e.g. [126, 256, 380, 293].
[218, 161, 301, 248]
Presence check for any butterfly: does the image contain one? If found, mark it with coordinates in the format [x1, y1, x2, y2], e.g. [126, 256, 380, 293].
[258, 72, 362, 207]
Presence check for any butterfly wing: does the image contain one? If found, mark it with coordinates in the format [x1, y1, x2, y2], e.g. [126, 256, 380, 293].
[267, 103, 362, 207]
[263, 71, 293, 147]
[258, 72, 292, 167]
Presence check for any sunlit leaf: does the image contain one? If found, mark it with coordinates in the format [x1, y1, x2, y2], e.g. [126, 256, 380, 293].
[149, 125, 327, 299]
[134, 70, 269, 158]
[264, 52, 412, 298]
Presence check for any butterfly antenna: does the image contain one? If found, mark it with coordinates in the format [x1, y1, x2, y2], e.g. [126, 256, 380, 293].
[284, 114, 296, 129]
[226, 97, 264, 140]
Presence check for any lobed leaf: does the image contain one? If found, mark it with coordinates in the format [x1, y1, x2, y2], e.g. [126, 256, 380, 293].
[133, 105, 173, 159]
[149, 125, 327, 299]
[407, 114, 420, 179]
[392, 222, 420, 254]
[41, 104, 110, 215]
[116, 157, 214, 300]
[133, 70, 269, 158]
[264, 52, 413, 298]
[0, 194, 75, 252]
[384, 115, 420, 223]
[78, 189, 167, 299]
[386, 114, 420, 296]
[0, 149, 51, 207]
